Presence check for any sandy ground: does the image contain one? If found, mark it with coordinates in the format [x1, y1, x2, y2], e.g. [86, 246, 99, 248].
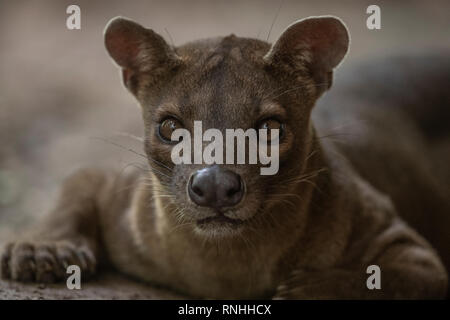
[0, 272, 183, 299]
[0, 0, 449, 299]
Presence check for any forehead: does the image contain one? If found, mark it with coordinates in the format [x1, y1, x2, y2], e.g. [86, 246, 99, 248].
[162, 36, 273, 129]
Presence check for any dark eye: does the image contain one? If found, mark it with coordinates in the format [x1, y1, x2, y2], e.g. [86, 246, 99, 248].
[258, 118, 284, 142]
[158, 117, 183, 142]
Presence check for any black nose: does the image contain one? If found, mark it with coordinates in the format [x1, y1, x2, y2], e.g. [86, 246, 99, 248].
[188, 166, 244, 208]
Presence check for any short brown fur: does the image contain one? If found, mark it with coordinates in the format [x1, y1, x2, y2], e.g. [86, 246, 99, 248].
[1, 16, 448, 299]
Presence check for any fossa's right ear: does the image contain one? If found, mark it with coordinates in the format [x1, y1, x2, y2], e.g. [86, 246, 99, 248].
[104, 17, 181, 94]
[264, 16, 349, 98]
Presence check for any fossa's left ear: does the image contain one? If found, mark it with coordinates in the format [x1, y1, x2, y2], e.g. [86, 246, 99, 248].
[104, 16, 181, 95]
[264, 16, 349, 97]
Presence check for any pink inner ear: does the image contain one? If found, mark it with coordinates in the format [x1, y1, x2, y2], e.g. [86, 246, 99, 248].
[305, 20, 349, 70]
[267, 17, 349, 72]
[105, 22, 144, 69]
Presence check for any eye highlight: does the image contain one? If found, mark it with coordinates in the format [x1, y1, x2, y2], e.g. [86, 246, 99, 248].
[158, 117, 184, 143]
[257, 118, 284, 142]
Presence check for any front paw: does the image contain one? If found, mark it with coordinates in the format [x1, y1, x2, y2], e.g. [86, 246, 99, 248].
[1, 240, 96, 283]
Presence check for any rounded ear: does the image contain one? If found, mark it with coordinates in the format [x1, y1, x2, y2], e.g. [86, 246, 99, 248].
[264, 16, 349, 95]
[104, 17, 181, 92]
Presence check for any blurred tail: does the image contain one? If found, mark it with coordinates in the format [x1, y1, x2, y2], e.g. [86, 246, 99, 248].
[328, 53, 450, 289]
[338, 52, 450, 140]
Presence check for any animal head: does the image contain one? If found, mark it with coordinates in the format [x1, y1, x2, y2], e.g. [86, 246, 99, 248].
[104, 16, 349, 238]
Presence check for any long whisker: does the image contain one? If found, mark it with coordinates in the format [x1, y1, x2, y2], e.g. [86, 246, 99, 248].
[263, 82, 329, 101]
[266, 0, 284, 41]
[90, 136, 146, 157]
[90, 136, 173, 173]
[111, 131, 144, 143]
[164, 27, 175, 47]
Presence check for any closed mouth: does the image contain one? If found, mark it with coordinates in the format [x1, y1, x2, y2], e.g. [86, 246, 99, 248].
[196, 214, 244, 227]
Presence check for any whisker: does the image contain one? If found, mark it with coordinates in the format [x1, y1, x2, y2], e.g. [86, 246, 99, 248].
[269, 82, 329, 101]
[111, 131, 144, 143]
[164, 27, 175, 48]
[90, 136, 173, 173]
[90, 136, 147, 158]
[266, 0, 284, 42]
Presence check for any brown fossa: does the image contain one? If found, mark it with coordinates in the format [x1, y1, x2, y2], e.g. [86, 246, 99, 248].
[2, 16, 449, 299]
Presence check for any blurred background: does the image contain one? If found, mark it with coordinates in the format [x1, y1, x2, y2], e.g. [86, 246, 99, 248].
[1, 0, 450, 241]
